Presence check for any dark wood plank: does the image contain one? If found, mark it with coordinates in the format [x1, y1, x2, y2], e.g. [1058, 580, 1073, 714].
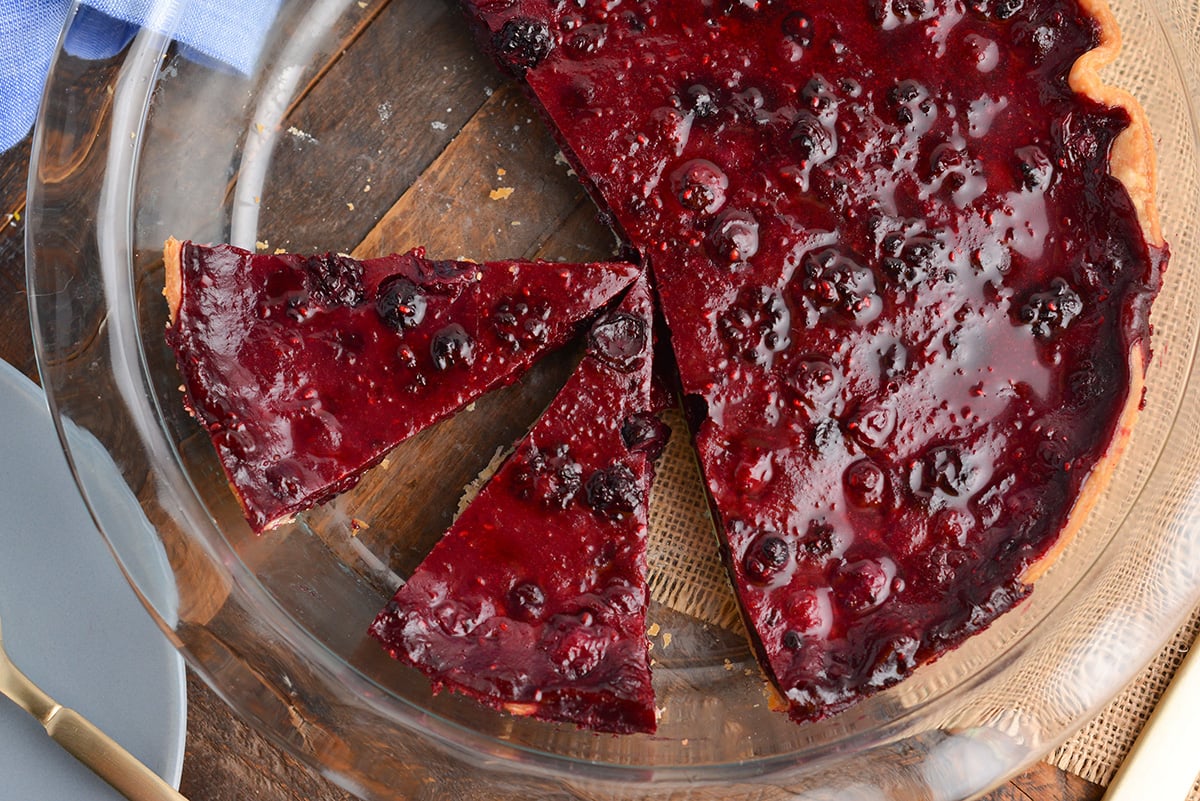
[0, 183, 33, 379]
[180, 673, 356, 801]
[255, 0, 500, 254]
[976, 761, 1106, 801]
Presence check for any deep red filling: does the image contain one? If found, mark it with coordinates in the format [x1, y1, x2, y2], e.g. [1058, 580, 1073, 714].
[370, 277, 663, 733]
[165, 241, 637, 531]
[459, 0, 1167, 720]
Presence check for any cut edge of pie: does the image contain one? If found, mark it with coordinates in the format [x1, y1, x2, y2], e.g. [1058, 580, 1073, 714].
[369, 275, 664, 734]
[162, 238, 640, 531]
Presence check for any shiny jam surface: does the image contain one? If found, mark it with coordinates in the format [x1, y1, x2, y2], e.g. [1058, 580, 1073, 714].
[461, 0, 1167, 719]
[166, 242, 637, 532]
[370, 278, 662, 733]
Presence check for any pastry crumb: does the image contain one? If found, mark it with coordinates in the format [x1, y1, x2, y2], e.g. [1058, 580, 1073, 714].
[431, 121, 448, 131]
[286, 125, 319, 145]
[347, 202, 355, 211]
[490, 187, 515, 200]
[647, 623, 661, 636]
[662, 632, 673, 648]
[255, 240, 269, 251]
[497, 167, 507, 176]
[274, 248, 287, 255]
[724, 659, 734, 671]
[466, 402, 477, 412]
[681, 739, 689, 746]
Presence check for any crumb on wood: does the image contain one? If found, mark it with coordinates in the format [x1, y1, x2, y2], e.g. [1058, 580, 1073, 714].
[647, 623, 661, 637]
[255, 240, 269, 251]
[490, 187, 515, 201]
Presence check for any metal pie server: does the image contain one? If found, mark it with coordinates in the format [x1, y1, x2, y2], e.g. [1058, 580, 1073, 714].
[0, 613, 189, 801]
[1103, 625, 1200, 800]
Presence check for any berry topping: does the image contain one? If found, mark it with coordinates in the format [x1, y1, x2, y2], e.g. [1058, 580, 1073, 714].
[1019, 278, 1084, 339]
[587, 311, 649, 372]
[845, 459, 887, 507]
[781, 11, 815, 46]
[164, 241, 639, 532]
[671, 159, 730, 215]
[431, 324, 476, 370]
[453, 0, 1167, 726]
[508, 581, 547, 623]
[790, 112, 837, 165]
[513, 444, 583, 509]
[549, 623, 612, 680]
[492, 17, 554, 75]
[620, 413, 670, 460]
[718, 286, 791, 365]
[305, 254, 365, 307]
[798, 247, 881, 326]
[375, 276, 427, 332]
[743, 530, 791, 583]
[492, 298, 551, 351]
[369, 277, 658, 734]
[685, 84, 720, 119]
[835, 558, 895, 615]
[706, 209, 761, 264]
[585, 464, 643, 520]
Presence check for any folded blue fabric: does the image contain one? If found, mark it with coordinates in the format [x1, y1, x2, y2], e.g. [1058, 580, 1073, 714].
[0, 0, 282, 153]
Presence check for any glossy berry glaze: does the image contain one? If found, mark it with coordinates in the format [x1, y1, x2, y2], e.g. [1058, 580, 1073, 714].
[370, 277, 665, 733]
[164, 239, 637, 532]
[459, 1, 1167, 720]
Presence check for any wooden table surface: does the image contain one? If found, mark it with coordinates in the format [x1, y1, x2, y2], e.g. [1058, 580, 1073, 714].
[0, 1, 1117, 799]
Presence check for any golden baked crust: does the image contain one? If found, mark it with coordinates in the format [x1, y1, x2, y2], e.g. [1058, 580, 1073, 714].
[1022, 0, 1161, 584]
[163, 236, 183, 326]
[1072, 0, 1164, 247]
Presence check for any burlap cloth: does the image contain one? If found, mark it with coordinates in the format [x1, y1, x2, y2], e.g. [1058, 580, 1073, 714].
[640, 0, 1200, 791]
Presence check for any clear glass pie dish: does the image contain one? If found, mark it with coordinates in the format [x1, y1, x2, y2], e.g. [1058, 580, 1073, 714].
[23, 1, 1200, 799]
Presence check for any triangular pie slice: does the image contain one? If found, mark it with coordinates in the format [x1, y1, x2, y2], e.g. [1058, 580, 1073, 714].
[459, 1, 1167, 720]
[163, 238, 638, 532]
[369, 275, 665, 734]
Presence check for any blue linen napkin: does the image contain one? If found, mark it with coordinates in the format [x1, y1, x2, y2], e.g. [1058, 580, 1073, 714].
[1, 0, 282, 153]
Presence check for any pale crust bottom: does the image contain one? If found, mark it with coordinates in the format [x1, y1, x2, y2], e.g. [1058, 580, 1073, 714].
[1021, 0, 1161, 584]
[163, 236, 183, 326]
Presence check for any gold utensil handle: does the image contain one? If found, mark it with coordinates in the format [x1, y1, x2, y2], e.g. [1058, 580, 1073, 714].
[1103, 632, 1200, 800]
[43, 704, 188, 801]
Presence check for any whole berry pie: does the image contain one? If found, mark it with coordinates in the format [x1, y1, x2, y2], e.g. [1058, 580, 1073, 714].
[370, 276, 665, 733]
[163, 238, 638, 532]
[457, 0, 1168, 721]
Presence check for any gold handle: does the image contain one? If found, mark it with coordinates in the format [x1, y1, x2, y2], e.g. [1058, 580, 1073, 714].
[1, 631, 187, 801]
[42, 704, 188, 801]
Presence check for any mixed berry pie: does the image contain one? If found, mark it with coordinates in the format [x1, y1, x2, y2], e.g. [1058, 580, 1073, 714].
[459, 0, 1168, 721]
[163, 238, 638, 532]
[369, 276, 665, 733]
